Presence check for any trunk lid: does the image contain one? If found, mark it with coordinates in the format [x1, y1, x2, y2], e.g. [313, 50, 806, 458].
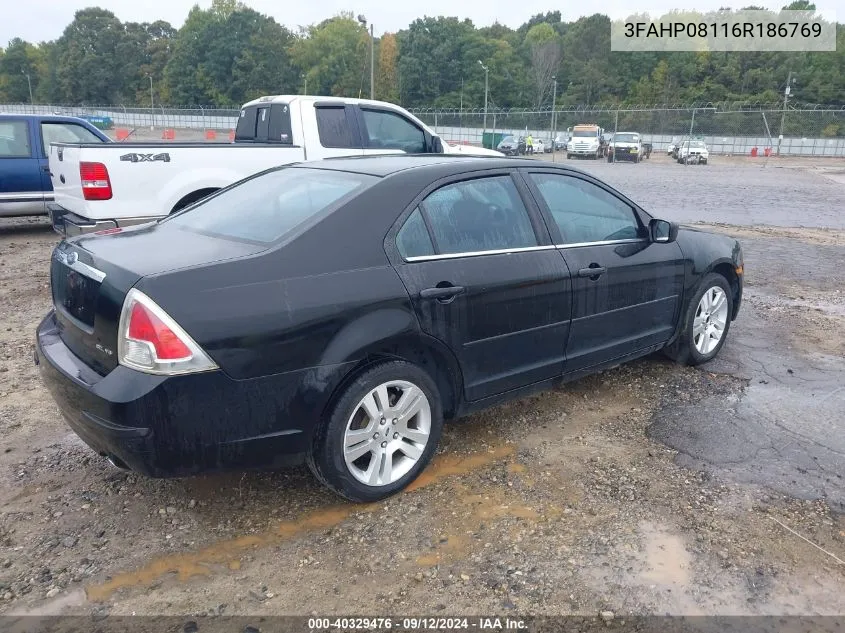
[50, 222, 266, 375]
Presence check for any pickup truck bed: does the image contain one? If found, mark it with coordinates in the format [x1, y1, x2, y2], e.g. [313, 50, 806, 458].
[49, 141, 309, 234]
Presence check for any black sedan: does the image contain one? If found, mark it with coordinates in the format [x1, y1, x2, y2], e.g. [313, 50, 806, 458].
[36, 156, 743, 502]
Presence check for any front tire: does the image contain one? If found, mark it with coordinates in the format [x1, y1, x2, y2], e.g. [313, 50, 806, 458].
[307, 361, 444, 502]
[664, 273, 733, 366]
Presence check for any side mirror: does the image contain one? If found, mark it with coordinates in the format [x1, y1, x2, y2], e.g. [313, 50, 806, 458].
[431, 136, 444, 154]
[650, 218, 678, 243]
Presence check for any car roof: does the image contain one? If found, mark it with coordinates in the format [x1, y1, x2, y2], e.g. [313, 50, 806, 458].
[0, 113, 95, 124]
[292, 154, 587, 178]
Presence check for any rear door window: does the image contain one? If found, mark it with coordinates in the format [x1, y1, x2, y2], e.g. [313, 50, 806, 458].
[167, 167, 377, 244]
[396, 208, 435, 259]
[40, 122, 104, 154]
[418, 176, 537, 255]
[360, 109, 426, 153]
[315, 107, 357, 149]
[0, 121, 32, 157]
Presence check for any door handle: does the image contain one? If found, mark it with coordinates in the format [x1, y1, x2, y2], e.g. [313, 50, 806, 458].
[419, 285, 465, 300]
[42, 165, 51, 172]
[578, 265, 606, 278]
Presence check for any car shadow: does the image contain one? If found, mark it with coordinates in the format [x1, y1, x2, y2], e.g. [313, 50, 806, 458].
[0, 218, 55, 237]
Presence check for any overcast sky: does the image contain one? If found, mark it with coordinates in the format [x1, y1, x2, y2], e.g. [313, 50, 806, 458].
[2, 0, 839, 45]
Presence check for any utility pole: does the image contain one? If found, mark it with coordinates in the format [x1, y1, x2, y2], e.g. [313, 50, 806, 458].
[478, 60, 489, 148]
[21, 71, 33, 104]
[551, 75, 557, 159]
[777, 71, 794, 157]
[357, 15, 374, 99]
[370, 23, 375, 99]
[301, 74, 307, 95]
[460, 77, 464, 143]
[148, 74, 154, 130]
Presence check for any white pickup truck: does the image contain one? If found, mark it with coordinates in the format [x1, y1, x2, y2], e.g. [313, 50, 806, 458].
[48, 95, 501, 235]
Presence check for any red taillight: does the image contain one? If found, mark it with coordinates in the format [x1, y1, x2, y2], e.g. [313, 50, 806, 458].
[118, 289, 217, 375]
[80, 161, 112, 201]
[127, 301, 191, 360]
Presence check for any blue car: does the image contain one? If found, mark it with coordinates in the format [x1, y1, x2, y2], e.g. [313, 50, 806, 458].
[0, 114, 110, 217]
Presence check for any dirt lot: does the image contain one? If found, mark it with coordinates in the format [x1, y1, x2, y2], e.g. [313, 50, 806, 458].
[0, 157, 843, 621]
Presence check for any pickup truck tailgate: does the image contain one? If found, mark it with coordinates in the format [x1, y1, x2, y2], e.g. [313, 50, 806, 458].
[49, 144, 87, 215]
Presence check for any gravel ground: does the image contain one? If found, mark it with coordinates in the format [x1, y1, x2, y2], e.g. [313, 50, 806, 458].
[0, 158, 843, 621]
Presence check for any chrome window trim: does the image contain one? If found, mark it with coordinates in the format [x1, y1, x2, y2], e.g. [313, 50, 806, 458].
[404, 244, 556, 263]
[555, 238, 647, 249]
[54, 250, 107, 282]
[403, 238, 650, 262]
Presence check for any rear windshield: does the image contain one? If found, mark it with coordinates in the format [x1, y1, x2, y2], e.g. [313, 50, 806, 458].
[166, 167, 377, 244]
[235, 103, 293, 144]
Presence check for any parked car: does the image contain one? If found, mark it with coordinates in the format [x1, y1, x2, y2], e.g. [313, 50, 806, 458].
[553, 134, 568, 151]
[532, 139, 545, 154]
[0, 114, 110, 218]
[36, 155, 743, 502]
[677, 140, 709, 164]
[667, 138, 680, 156]
[607, 131, 643, 163]
[47, 95, 502, 237]
[497, 135, 521, 156]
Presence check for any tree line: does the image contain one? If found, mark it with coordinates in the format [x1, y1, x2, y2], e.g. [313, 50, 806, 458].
[0, 0, 842, 110]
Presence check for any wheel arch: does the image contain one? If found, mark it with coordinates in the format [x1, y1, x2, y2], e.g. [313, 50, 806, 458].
[171, 187, 220, 213]
[319, 331, 464, 424]
[708, 260, 741, 320]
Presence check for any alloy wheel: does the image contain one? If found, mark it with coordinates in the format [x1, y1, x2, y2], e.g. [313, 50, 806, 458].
[693, 287, 729, 355]
[343, 380, 431, 487]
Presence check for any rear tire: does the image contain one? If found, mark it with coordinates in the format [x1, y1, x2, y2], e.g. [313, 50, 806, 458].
[307, 360, 443, 502]
[664, 273, 733, 366]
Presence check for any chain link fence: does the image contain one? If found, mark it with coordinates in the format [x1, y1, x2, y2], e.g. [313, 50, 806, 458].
[0, 104, 240, 142]
[413, 103, 845, 157]
[2, 101, 843, 155]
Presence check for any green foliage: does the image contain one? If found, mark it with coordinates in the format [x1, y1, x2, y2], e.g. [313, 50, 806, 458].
[0, 38, 45, 102]
[0, 5, 842, 107]
[292, 14, 369, 98]
[165, 4, 295, 105]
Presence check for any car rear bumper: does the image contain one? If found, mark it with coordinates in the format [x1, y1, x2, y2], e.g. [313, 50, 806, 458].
[35, 310, 317, 477]
[47, 203, 161, 237]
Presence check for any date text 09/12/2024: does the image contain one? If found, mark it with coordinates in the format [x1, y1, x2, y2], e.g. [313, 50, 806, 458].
[307, 617, 528, 631]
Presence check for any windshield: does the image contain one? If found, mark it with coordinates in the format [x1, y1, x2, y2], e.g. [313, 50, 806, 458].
[166, 167, 377, 244]
[572, 129, 597, 138]
[687, 141, 706, 149]
[500, 136, 515, 144]
[614, 133, 639, 143]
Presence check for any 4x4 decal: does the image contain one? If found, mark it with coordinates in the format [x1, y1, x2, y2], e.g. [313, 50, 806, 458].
[119, 153, 171, 163]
